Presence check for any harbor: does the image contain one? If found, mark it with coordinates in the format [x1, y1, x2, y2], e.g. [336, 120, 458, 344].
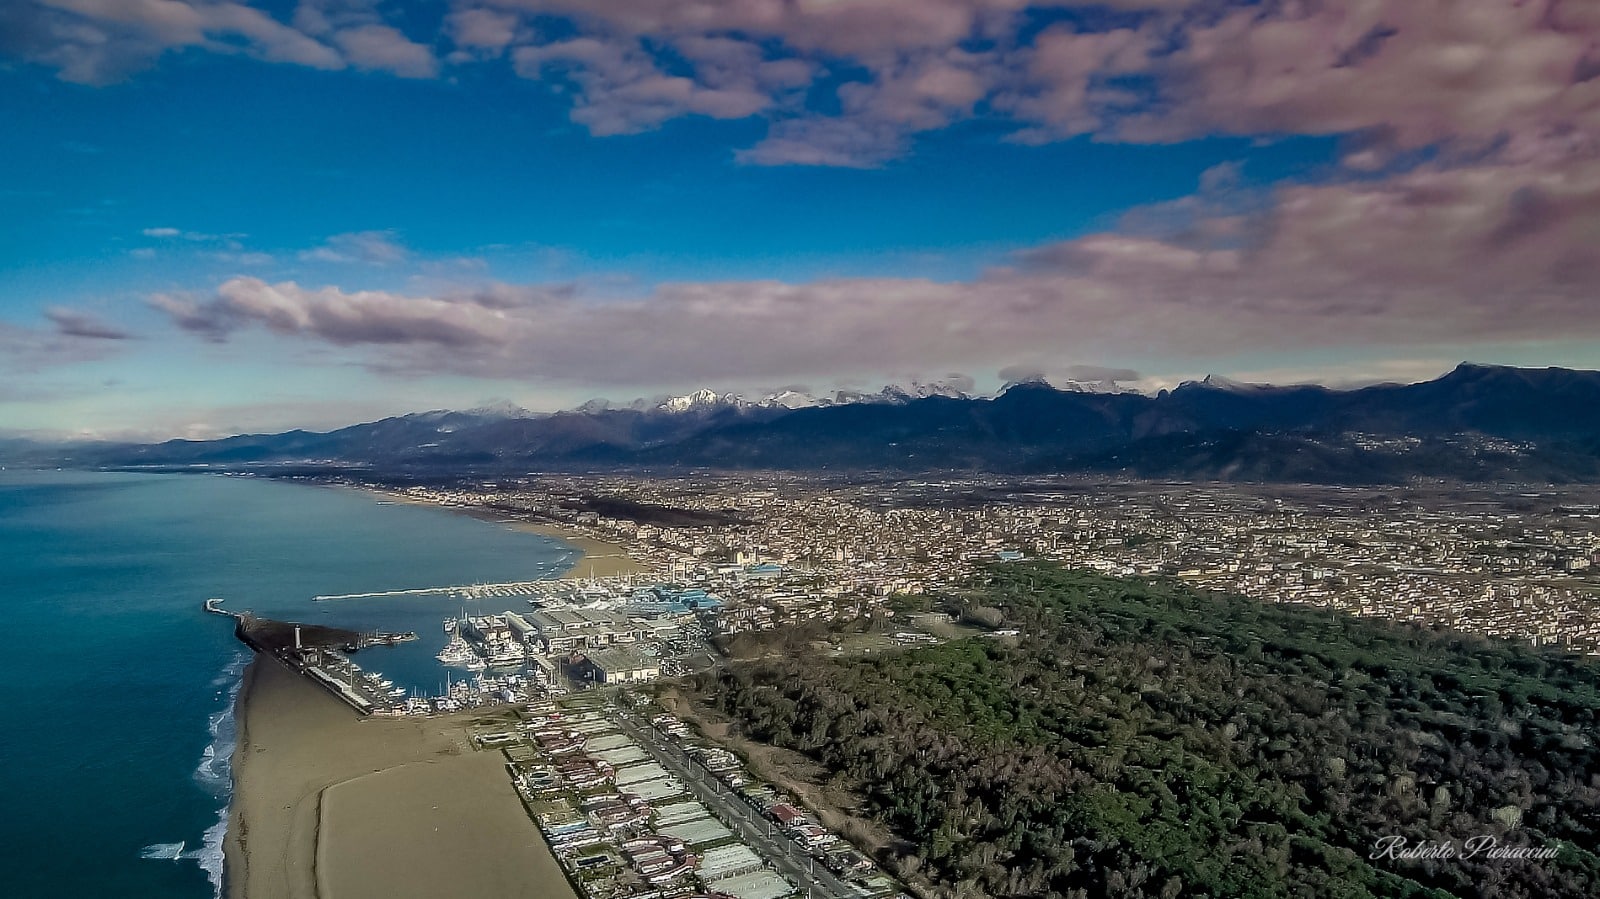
[205, 569, 720, 717]
[207, 569, 905, 899]
[205, 598, 454, 716]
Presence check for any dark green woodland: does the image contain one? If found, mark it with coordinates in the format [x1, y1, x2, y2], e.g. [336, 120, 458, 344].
[701, 564, 1600, 899]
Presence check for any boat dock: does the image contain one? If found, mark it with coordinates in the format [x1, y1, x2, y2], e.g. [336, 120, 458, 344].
[205, 597, 420, 715]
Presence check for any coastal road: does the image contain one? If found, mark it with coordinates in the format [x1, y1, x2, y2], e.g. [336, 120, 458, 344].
[608, 711, 858, 899]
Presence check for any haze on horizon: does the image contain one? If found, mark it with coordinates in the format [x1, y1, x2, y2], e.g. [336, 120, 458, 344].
[4, 0, 1599, 440]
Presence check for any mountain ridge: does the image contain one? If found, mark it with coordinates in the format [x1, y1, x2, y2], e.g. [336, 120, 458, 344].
[15, 363, 1600, 483]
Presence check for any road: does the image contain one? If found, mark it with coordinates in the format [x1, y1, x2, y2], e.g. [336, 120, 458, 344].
[608, 710, 861, 899]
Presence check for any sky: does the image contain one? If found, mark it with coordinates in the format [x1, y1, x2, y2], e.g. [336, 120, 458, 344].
[3, 0, 1599, 439]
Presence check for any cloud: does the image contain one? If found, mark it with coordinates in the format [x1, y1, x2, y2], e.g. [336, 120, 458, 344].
[150, 277, 513, 346]
[145, 149, 1600, 384]
[2, 0, 343, 85]
[739, 49, 996, 166]
[45, 307, 132, 340]
[997, 363, 1143, 388]
[298, 230, 409, 265]
[210, 250, 275, 266]
[141, 225, 247, 242]
[512, 35, 780, 136]
[998, 364, 1049, 384]
[287, 1, 438, 77]
[9, 2, 1599, 170]
[1109, 0, 1600, 152]
[1, 316, 128, 374]
[447, 6, 519, 54]
[1062, 365, 1142, 383]
[331, 23, 437, 78]
[451, 1, 1600, 167]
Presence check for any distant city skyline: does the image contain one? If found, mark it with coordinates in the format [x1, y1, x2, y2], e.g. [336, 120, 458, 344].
[4, 1, 1599, 438]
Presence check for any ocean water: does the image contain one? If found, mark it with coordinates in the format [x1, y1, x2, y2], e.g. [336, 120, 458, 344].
[0, 471, 577, 899]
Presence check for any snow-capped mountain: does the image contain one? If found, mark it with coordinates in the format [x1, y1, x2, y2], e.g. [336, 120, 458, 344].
[761, 389, 823, 409]
[1056, 378, 1139, 395]
[626, 381, 977, 415]
[659, 388, 743, 413]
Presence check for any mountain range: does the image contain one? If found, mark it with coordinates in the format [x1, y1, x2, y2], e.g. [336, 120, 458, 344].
[15, 363, 1600, 483]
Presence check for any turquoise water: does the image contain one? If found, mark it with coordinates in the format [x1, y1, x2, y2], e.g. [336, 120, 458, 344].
[0, 471, 576, 899]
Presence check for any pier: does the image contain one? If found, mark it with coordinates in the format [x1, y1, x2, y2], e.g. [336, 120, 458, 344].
[312, 573, 654, 603]
[205, 597, 419, 715]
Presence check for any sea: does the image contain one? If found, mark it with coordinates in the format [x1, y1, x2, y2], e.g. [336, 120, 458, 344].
[0, 470, 578, 899]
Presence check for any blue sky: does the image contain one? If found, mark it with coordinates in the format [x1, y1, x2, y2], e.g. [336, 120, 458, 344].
[3, 1, 1599, 437]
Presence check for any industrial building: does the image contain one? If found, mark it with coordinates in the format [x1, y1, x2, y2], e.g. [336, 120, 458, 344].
[525, 608, 646, 653]
[584, 647, 660, 684]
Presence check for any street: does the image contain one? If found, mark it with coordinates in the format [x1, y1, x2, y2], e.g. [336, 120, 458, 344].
[609, 711, 861, 899]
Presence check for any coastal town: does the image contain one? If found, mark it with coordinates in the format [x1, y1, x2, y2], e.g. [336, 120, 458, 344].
[238, 564, 917, 898]
[503, 694, 904, 899]
[226, 470, 1600, 899]
[354, 473, 1600, 657]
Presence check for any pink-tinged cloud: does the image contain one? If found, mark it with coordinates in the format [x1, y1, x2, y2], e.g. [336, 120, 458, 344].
[332, 23, 438, 78]
[446, 7, 519, 52]
[477, 0, 1600, 166]
[996, 24, 1156, 144]
[1109, 0, 1600, 150]
[9, 2, 1600, 167]
[45, 307, 133, 340]
[2, 316, 129, 373]
[148, 153, 1600, 383]
[5, 0, 342, 84]
[151, 278, 515, 346]
[513, 35, 780, 135]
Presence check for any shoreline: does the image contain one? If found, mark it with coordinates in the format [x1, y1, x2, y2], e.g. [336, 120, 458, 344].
[221, 483, 652, 897]
[353, 485, 654, 580]
[505, 520, 653, 580]
[224, 651, 575, 899]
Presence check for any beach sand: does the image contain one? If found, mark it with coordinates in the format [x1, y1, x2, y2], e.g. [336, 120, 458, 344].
[507, 521, 652, 580]
[357, 486, 652, 580]
[225, 654, 575, 899]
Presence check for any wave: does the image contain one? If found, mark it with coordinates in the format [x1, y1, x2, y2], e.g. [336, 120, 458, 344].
[142, 651, 249, 899]
[193, 654, 247, 799]
[139, 842, 185, 860]
[181, 809, 228, 894]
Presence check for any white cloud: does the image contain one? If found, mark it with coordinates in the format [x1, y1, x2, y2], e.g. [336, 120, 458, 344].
[297, 230, 409, 265]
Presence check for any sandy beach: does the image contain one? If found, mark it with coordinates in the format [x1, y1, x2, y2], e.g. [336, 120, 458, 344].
[357, 486, 652, 580]
[224, 654, 575, 899]
[507, 521, 652, 580]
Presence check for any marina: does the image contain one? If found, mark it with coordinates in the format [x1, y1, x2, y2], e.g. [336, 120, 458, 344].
[203, 550, 903, 899]
[208, 570, 720, 717]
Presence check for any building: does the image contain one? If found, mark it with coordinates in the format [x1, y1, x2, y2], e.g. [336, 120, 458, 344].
[585, 647, 660, 684]
[526, 608, 643, 653]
